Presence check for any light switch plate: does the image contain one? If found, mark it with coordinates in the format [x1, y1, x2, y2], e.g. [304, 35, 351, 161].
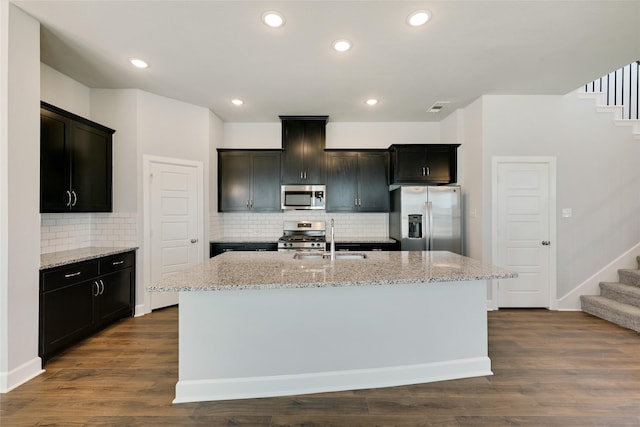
[562, 208, 572, 218]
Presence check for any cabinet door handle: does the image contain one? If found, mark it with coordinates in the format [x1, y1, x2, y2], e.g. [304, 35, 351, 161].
[426, 167, 430, 176]
[94, 281, 100, 297]
[249, 200, 253, 209]
[112, 260, 125, 266]
[354, 198, 358, 207]
[99, 279, 105, 295]
[66, 190, 72, 207]
[64, 271, 82, 278]
[71, 190, 78, 207]
[300, 171, 303, 180]
[422, 167, 426, 176]
[304, 171, 307, 180]
[246, 200, 250, 208]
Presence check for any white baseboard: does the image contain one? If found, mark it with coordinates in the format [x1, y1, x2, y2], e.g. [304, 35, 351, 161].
[557, 242, 640, 311]
[173, 357, 492, 403]
[134, 303, 148, 317]
[0, 357, 44, 393]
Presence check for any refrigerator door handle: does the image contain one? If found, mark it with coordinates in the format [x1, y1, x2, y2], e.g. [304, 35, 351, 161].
[422, 202, 433, 251]
[425, 201, 433, 251]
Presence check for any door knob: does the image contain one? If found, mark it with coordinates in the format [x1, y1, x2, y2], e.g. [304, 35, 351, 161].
[191, 239, 198, 244]
[541, 241, 550, 246]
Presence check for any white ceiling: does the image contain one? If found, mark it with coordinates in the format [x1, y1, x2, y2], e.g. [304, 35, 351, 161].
[14, 0, 640, 123]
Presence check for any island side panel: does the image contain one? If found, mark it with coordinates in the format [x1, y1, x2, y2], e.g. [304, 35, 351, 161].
[175, 281, 490, 403]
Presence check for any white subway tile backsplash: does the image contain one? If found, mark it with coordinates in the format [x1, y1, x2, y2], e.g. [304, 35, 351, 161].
[209, 211, 389, 241]
[40, 212, 137, 254]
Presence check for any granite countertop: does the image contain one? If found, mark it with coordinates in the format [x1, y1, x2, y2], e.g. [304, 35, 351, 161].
[210, 238, 397, 244]
[41, 246, 138, 270]
[149, 251, 517, 292]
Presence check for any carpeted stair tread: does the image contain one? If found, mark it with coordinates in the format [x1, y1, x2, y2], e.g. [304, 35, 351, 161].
[600, 282, 640, 309]
[580, 295, 640, 332]
[617, 269, 640, 287]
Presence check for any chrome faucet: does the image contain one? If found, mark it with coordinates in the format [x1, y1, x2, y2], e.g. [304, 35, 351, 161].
[330, 218, 335, 260]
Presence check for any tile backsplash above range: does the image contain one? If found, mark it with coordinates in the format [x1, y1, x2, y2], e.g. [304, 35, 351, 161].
[211, 211, 389, 242]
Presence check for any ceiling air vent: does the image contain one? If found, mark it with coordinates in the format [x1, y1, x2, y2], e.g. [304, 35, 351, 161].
[427, 101, 450, 113]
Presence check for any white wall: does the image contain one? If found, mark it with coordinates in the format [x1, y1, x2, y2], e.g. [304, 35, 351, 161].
[221, 121, 441, 150]
[0, 3, 42, 392]
[222, 122, 280, 149]
[40, 63, 90, 116]
[475, 93, 640, 299]
[326, 122, 440, 149]
[91, 89, 138, 213]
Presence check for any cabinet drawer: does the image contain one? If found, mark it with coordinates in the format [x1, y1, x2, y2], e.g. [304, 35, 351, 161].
[42, 260, 99, 292]
[99, 251, 135, 274]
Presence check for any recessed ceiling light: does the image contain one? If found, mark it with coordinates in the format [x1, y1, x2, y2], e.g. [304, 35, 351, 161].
[407, 10, 431, 27]
[129, 58, 149, 69]
[365, 99, 379, 106]
[231, 99, 244, 106]
[262, 11, 285, 28]
[332, 39, 352, 52]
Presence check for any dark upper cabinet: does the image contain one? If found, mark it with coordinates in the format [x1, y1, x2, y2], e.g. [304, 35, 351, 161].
[326, 150, 389, 212]
[280, 116, 328, 184]
[40, 102, 114, 213]
[389, 144, 459, 185]
[218, 150, 281, 212]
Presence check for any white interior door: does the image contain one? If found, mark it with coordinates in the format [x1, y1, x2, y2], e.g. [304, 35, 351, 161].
[149, 160, 201, 310]
[494, 159, 555, 308]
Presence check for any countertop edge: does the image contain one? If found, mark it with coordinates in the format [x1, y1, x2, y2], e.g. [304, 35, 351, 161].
[147, 272, 518, 292]
[40, 246, 139, 270]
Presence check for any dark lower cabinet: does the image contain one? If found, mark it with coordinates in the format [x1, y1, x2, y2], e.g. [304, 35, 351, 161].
[39, 250, 135, 364]
[210, 242, 277, 257]
[327, 241, 400, 252]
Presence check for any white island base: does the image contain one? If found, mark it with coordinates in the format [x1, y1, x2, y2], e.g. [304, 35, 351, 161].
[174, 280, 490, 403]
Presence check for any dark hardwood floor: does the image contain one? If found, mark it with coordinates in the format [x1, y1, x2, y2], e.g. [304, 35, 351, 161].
[2, 307, 640, 426]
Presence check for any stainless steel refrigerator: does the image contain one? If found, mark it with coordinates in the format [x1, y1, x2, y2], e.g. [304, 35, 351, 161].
[389, 185, 462, 254]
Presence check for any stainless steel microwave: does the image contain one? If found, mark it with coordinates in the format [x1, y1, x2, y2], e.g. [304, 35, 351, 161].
[281, 185, 326, 210]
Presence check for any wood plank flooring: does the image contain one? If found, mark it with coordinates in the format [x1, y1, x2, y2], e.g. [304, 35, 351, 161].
[2, 307, 640, 426]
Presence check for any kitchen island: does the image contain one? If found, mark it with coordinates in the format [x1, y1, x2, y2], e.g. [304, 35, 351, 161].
[148, 251, 516, 403]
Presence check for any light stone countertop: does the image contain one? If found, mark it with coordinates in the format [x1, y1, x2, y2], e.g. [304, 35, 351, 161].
[41, 246, 138, 270]
[210, 238, 397, 244]
[148, 250, 517, 292]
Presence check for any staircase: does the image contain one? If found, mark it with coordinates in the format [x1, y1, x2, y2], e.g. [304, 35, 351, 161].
[578, 60, 640, 140]
[581, 256, 640, 332]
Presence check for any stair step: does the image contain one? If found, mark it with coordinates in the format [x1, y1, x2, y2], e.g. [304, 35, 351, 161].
[600, 282, 640, 309]
[618, 269, 640, 287]
[580, 295, 640, 333]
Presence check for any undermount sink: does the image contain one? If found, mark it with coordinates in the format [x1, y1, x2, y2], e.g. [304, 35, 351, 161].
[293, 252, 367, 260]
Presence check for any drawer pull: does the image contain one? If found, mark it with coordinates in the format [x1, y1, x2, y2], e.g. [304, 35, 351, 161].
[64, 272, 82, 278]
[112, 260, 125, 265]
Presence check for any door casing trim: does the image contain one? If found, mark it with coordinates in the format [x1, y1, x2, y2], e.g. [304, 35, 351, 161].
[491, 156, 557, 310]
[142, 155, 204, 315]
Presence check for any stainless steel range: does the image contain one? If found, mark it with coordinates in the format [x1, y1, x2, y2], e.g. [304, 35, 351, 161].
[277, 220, 326, 251]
